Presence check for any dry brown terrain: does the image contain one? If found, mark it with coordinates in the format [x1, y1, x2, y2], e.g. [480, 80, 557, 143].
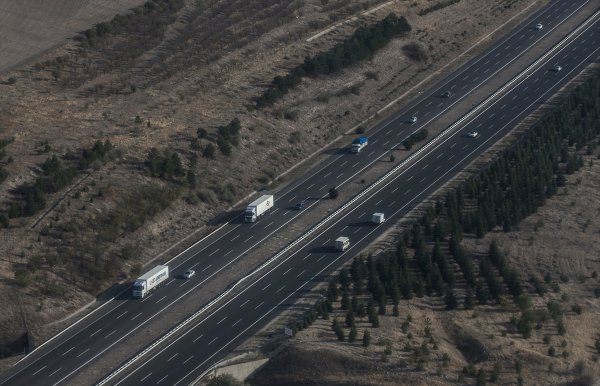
[247, 144, 600, 386]
[0, 0, 146, 73]
[2, 0, 589, 378]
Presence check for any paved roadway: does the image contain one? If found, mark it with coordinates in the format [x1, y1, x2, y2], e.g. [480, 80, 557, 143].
[0, 0, 596, 385]
[112, 10, 600, 386]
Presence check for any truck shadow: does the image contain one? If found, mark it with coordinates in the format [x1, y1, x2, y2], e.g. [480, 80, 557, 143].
[97, 282, 132, 302]
[322, 147, 348, 156]
[209, 210, 244, 225]
[308, 246, 338, 254]
[348, 220, 376, 227]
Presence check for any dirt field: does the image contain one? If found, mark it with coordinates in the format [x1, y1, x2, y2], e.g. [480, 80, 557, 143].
[0, 0, 146, 73]
[0, 0, 582, 376]
[246, 149, 600, 386]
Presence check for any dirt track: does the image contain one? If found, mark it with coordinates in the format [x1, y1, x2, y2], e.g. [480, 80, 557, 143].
[0, 0, 145, 74]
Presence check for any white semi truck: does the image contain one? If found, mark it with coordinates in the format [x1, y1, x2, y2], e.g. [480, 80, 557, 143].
[245, 195, 274, 223]
[133, 265, 169, 298]
[335, 237, 350, 251]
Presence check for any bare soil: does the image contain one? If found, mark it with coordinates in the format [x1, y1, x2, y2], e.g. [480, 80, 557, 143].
[0, 0, 146, 73]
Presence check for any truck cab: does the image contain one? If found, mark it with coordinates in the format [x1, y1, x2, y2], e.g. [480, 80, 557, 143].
[335, 237, 350, 251]
[132, 280, 147, 298]
[244, 207, 258, 222]
[351, 136, 368, 153]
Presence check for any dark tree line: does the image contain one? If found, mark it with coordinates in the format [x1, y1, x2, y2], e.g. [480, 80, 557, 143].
[256, 13, 411, 107]
[329, 70, 600, 314]
[77, 0, 185, 47]
[418, 0, 461, 16]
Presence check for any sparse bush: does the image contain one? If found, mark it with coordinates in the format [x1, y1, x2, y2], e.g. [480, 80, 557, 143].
[203, 143, 216, 159]
[14, 269, 31, 287]
[490, 362, 501, 382]
[0, 214, 8, 228]
[288, 131, 302, 144]
[190, 138, 201, 151]
[41, 281, 66, 297]
[197, 128, 208, 139]
[402, 42, 428, 62]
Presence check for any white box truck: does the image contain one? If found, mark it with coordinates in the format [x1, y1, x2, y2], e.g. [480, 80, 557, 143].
[335, 237, 350, 251]
[133, 265, 169, 298]
[245, 195, 274, 223]
[372, 212, 385, 224]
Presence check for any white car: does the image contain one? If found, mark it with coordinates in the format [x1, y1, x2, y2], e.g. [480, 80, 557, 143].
[466, 131, 479, 138]
[535, 23, 543, 30]
[182, 269, 195, 279]
[408, 116, 417, 124]
[553, 65, 562, 72]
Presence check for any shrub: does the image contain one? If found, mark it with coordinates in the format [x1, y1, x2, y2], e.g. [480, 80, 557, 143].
[403, 42, 429, 62]
[362, 330, 371, 347]
[14, 269, 31, 287]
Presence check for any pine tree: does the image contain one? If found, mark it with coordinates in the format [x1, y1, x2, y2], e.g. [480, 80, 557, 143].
[345, 310, 355, 327]
[348, 324, 357, 343]
[327, 279, 339, 303]
[362, 330, 371, 347]
[371, 312, 380, 328]
[444, 289, 458, 310]
[464, 287, 475, 310]
[341, 289, 350, 310]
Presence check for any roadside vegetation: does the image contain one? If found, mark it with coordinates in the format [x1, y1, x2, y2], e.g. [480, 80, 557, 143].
[0, 138, 12, 188]
[418, 0, 461, 16]
[3, 140, 113, 222]
[273, 70, 600, 383]
[256, 13, 412, 108]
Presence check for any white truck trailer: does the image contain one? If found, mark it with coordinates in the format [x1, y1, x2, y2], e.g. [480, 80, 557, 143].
[372, 212, 385, 224]
[133, 265, 169, 298]
[244, 195, 274, 223]
[335, 237, 350, 251]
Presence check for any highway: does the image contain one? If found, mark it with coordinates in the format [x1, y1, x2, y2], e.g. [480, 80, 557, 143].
[111, 9, 600, 385]
[0, 0, 597, 385]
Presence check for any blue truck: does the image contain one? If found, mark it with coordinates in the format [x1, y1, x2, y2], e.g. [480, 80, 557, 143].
[351, 136, 368, 153]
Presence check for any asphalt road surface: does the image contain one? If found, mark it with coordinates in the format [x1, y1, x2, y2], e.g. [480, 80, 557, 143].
[111, 9, 600, 386]
[0, 0, 597, 385]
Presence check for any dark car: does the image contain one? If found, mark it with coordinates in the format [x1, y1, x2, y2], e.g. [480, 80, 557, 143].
[294, 201, 305, 210]
[441, 90, 452, 98]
